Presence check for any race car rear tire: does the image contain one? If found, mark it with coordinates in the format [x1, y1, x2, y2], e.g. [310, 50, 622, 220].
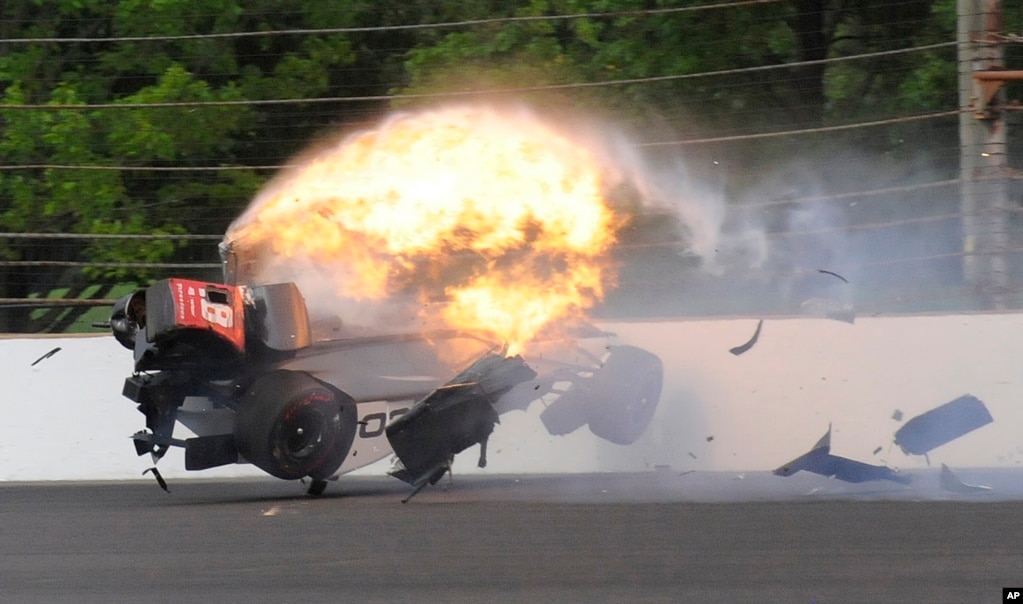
[234, 370, 356, 480]
[586, 346, 663, 445]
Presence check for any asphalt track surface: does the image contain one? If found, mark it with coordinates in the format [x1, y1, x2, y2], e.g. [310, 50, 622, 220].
[2, 472, 1022, 604]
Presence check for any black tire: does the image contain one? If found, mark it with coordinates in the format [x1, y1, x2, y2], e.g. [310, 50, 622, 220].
[234, 370, 356, 480]
[585, 346, 663, 445]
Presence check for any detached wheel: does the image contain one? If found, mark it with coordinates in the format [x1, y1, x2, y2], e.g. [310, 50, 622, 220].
[235, 370, 356, 480]
[586, 346, 663, 445]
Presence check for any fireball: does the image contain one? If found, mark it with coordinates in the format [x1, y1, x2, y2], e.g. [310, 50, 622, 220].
[226, 105, 622, 354]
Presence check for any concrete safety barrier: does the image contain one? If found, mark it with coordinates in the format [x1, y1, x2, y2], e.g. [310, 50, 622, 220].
[2, 313, 1020, 482]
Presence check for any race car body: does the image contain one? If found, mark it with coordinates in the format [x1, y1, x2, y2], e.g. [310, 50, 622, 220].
[110, 273, 663, 496]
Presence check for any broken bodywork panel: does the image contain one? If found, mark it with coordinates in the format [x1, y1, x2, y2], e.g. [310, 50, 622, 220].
[386, 353, 537, 490]
[774, 426, 910, 485]
[894, 395, 993, 456]
[775, 395, 996, 491]
[939, 463, 992, 494]
[728, 320, 762, 356]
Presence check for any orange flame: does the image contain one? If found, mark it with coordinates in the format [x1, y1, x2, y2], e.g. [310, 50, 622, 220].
[227, 105, 621, 354]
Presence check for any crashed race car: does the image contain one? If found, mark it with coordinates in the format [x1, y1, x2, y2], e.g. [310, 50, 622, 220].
[107, 250, 664, 498]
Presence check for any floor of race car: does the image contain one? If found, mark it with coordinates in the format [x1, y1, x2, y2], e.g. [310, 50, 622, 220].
[2, 471, 1020, 603]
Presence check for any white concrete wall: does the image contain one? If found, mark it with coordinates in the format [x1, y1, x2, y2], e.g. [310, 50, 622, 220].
[594, 315, 1023, 474]
[2, 313, 1021, 481]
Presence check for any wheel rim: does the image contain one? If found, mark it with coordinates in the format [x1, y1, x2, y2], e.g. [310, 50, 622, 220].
[273, 394, 338, 466]
[280, 407, 326, 460]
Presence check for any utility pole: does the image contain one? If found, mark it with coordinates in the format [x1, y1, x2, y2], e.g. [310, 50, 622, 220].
[958, 0, 1011, 309]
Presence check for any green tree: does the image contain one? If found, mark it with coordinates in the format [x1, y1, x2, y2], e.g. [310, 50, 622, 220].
[398, 0, 957, 168]
[0, 0, 403, 331]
